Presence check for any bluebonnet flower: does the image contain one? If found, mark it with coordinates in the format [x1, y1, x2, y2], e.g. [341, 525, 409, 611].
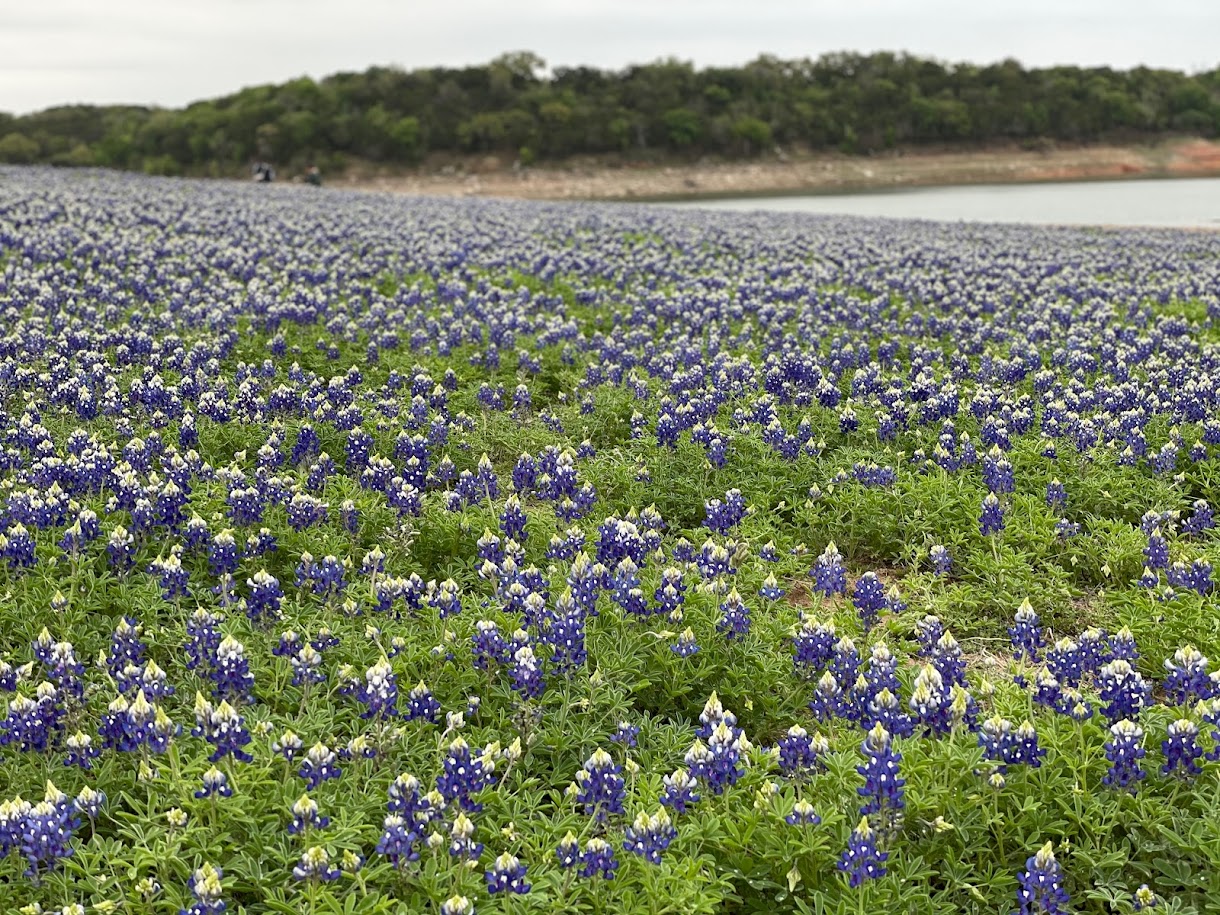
[436, 737, 493, 812]
[273, 729, 304, 763]
[336, 498, 359, 534]
[810, 671, 845, 722]
[704, 489, 748, 535]
[1133, 885, 1161, 910]
[786, 799, 822, 826]
[288, 794, 330, 835]
[611, 721, 641, 749]
[510, 644, 546, 699]
[793, 618, 836, 673]
[245, 570, 283, 623]
[1096, 659, 1150, 722]
[486, 851, 531, 893]
[184, 609, 223, 672]
[428, 577, 463, 618]
[448, 810, 484, 860]
[696, 538, 734, 579]
[0, 797, 31, 860]
[376, 814, 421, 867]
[811, 542, 847, 596]
[837, 817, 887, 887]
[1043, 637, 1080, 687]
[776, 725, 828, 779]
[865, 688, 915, 738]
[472, 620, 510, 669]
[211, 636, 254, 703]
[1009, 599, 1044, 662]
[1045, 479, 1066, 510]
[1164, 645, 1213, 705]
[851, 572, 887, 629]
[717, 589, 751, 640]
[671, 627, 700, 657]
[623, 808, 678, 864]
[1, 523, 38, 570]
[1009, 721, 1046, 768]
[107, 617, 146, 679]
[190, 693, 252, 762]
[207, 529, 240, 577]
[440, 896, 474, 915]
[1015, 842, 1070, 915]
[17, 783, 81, 878]
[1183, 500, 1214, 537]
[151, 552, 190, 601]
[74, 785, 105, 822]
[293, 846, 340, 883]
[106, 525, 136, 571]
[1103, 719, 1146, 791]
[610, 558, 647, 616]
[290, 645, 324, 687]
[915, 615, 945, 658]
[1144, 531, 1169, 570]
[404, 680, 440, 722]
[929, 544, 952, 576]
[575, 748, 626, 820]
[699, 719, 749, 793]
[99, 689, 177, 756]
[298, 742, 342, 789]
[980, 492, 1005, 536]
[909, 664, 952, 736]
[195, 766, 232, 799]
[180, 862, 226, 915]
[660, 767, 701, 814]
[64, 731, 99, 770]
[1108, 627, 1140, 663]
[758, 572, 784, 601]
[1075, 628, 1110, 676]
[830, 636, 863, 685]
[38, 635, 85, 699]
[863, 643, 900, 695]
[579, 837, 619, 880]
[357, 658, 399, 719]
[556, 830, 581, 868]
[311, 554, 347, 598]
[500, 494, 528, 542]
[1161, 719, 1204, 778]
[857, 723, 904, 832]
[982, 446, 1014, 493]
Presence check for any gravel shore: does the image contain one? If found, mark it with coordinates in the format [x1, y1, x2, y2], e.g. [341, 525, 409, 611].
[332, 138, 1220, 202]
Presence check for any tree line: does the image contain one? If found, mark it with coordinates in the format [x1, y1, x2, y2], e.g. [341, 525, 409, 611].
[2, 51, 1219, 175]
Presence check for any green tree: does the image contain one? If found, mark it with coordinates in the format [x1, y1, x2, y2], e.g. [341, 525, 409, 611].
[0, 132, 40, 163]
[731, 116, 772, 154]
[662, 108, 702, 148]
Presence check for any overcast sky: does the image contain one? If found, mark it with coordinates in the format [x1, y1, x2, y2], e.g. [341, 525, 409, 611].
[3, 0, 1218, 115]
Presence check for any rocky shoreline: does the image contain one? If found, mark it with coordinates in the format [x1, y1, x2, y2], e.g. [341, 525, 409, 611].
[334, 138, 1220, 202]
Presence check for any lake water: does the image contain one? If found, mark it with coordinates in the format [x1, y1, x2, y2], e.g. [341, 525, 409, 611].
[664, 177, 1220, 228]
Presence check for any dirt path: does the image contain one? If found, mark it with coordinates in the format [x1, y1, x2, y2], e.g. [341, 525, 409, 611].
[331, 138, 1220, 202]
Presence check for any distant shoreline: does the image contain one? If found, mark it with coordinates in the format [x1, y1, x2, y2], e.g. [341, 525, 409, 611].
[333, 138, 1220, 202]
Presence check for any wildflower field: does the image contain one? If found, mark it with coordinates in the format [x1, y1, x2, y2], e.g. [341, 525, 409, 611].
[2, 167, 1220, 915]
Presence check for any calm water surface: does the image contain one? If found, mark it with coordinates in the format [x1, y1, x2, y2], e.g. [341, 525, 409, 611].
[664, 177, 1220, 228]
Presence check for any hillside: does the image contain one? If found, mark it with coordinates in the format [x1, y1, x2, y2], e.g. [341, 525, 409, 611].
[2, 51, 1219, 181]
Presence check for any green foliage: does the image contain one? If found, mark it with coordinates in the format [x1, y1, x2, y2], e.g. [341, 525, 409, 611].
[731, 117, 773, 153]
[662, 108, 704, 148]
[0, 131, 40, 163]
[3, 53, 1219, 174]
